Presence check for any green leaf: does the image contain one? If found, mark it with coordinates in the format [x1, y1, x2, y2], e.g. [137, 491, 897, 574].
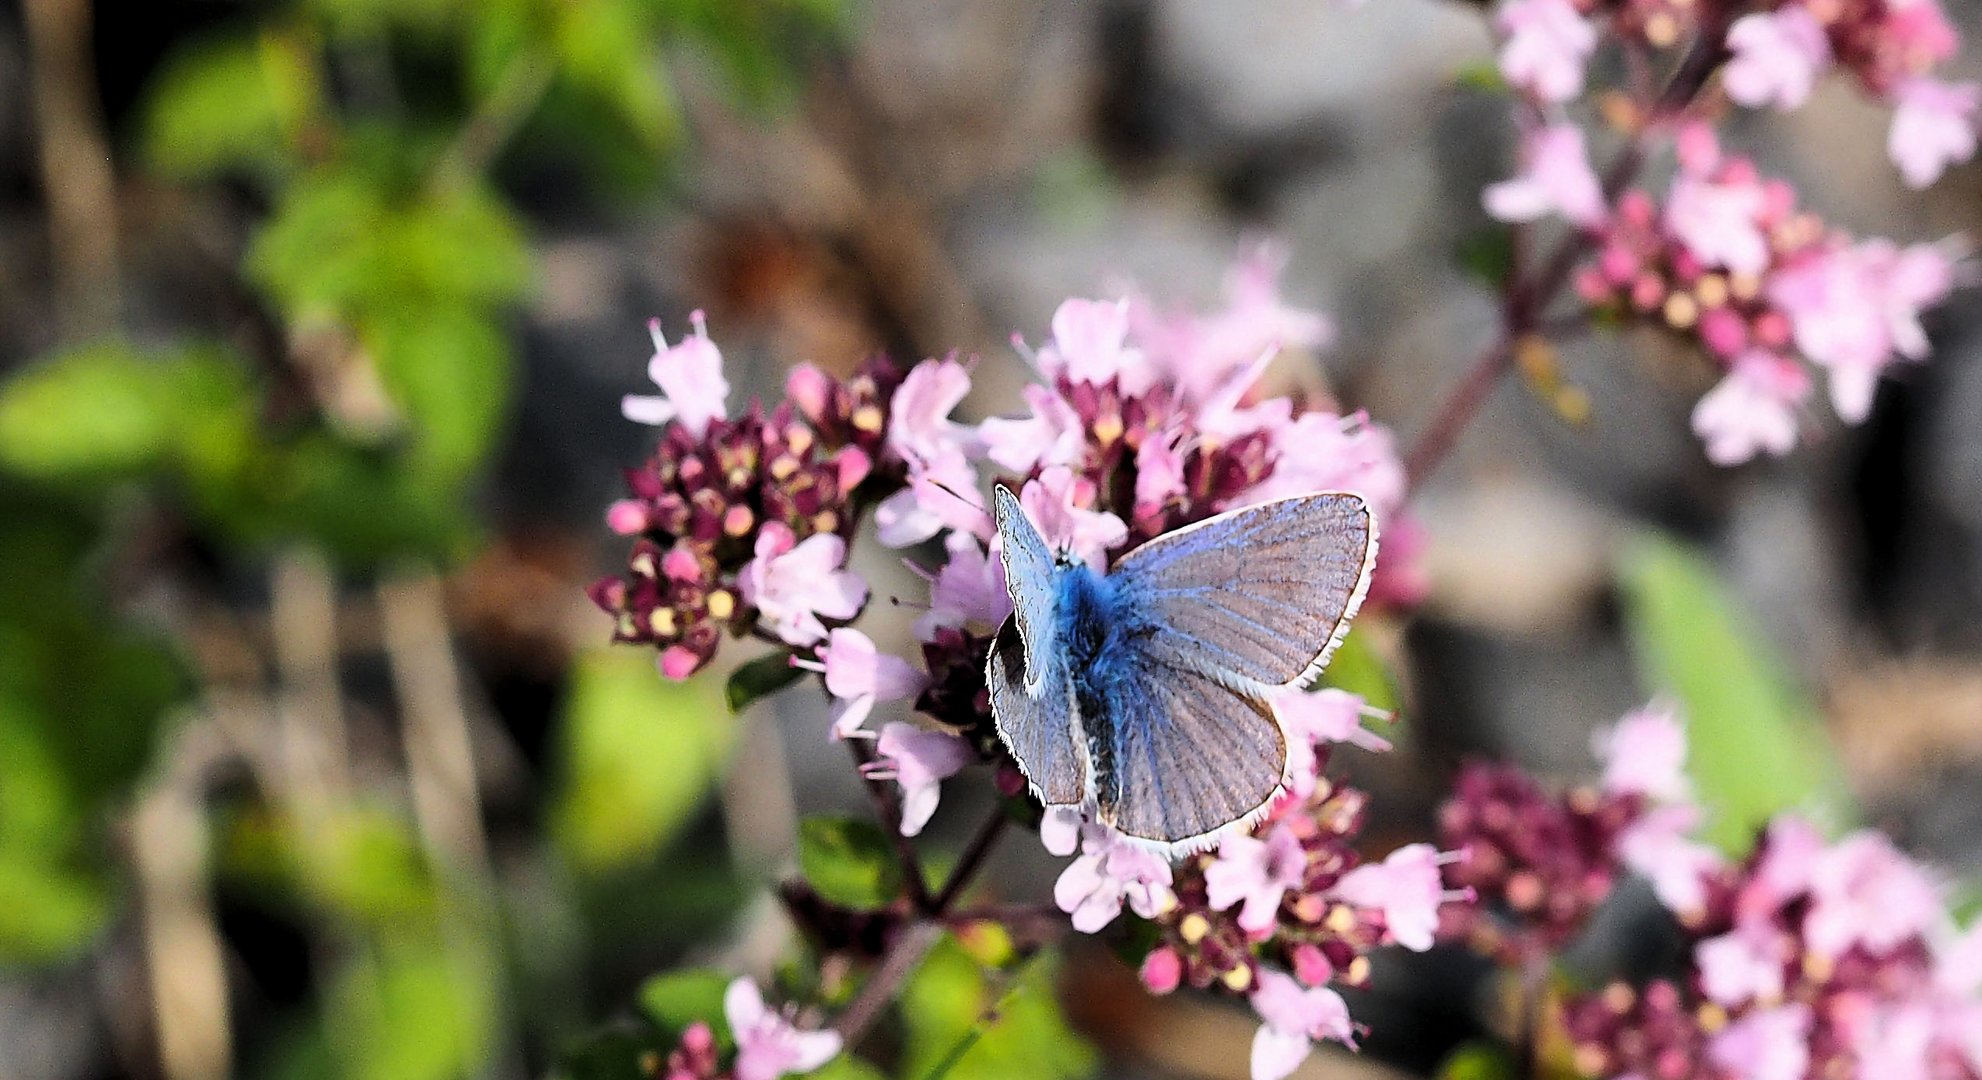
[0, 849, 109, 963]
[553, 648, 732, 874]
[726, 651, 806, 712]
[900, 938, 1095, 1080]
[325, 940, 498, 1080]
[550, 0, 679, 150]
[141, 34, 311, 181]
[807, 1053, 887, 1080]
[797, 816, 903, 910]
[362, 306, 513, 475]
[1617, 533, 1854, 853]
[0, 343, 253, 487]
[1456, 223, 1516, 294]
[1317, 629, 1401, 715]
[249, 168, 531, 319]
[1437, 1041, 1518, 1080]
[637, 968, 732, 1043]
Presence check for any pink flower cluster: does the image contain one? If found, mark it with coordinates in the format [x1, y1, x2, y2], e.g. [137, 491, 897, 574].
[595, 247, 1425, 847]
[1492, 0, 1975, 189]
[1482, 0, 1971, 466]
[1045, 696, 1468, 1080]
[1440, 704, 1724, 959]
[1570, 129, 1960, 463]
[1566, 814, 1982, 1080]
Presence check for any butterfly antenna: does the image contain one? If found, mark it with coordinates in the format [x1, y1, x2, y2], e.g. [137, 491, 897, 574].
[923, 477, 984, 512]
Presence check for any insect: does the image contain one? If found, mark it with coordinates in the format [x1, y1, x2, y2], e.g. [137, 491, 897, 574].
[987, 484, 1376, 856]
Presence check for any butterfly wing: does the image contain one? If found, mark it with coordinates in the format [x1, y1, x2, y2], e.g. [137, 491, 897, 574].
[987, 484, 1087, 805]
[992, 485, 1059, 693]
[1098, 657, 1286, 850]
[986, 619, 1087, 806]
[1109, 492, 1375, 691]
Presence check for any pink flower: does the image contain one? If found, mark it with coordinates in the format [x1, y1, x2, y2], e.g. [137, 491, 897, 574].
[1593, 702, 1689, 802]
[1665, 170, 1770, 275]
[1770, 239, 1957, 422]
[1737, 815, 1825, 921]
[1249, 969, 1355, 1080]
[887, 357, 979, 464]
[1495, 0, 1596, 104]
[1037, 298, 1154, 395]
[800, 629, 925, 738]
[1135, 243, 1335, 404]
[913, 532, 1011, 639]
[874, 445, 986, 547]
[1803, 831, 1945, 958]
[1697, 922, 1789, 1006]
[725, 977, 843, 1080]
[1484, 124, 1606, 227]
[1141, 947, 1184, 994]
[1849, 1005, 1936, 1080]
[861, 722, 971, 836]
[1690, 350, 1811, 466]
[1329, 843, 1458, 952]
[1019, 467, 1128, 570]
[1039, 806, 1084, 857]
[1723, 8, 1831, 111]
[1284, 689, 1390, 751]
[1241, 410, 1406, 510]
[1205, 824, 1308, 934]
[1054, 823, 1176, 933]
[1617, 804, 1724, 917]
[1933, 919, 1982, 995]
[622, 312, 730, 436]
[1707, 1003, 1811, 1080]
[736, 523, 866, 646]
[1889, 76, 1979, 189]
[979, 383, 1084, 475]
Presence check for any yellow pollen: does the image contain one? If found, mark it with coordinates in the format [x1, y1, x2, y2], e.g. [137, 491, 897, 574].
[648, 608, 678, 638]
[813, 511, 839, 534]
[1663, 292, 1699, 329]
[852, 405, 884, 433]
[631, 552, 657, 578]
[1179, 914, 1210, 945]
[770, 456, 799, 481]
[706, 590, 736, 620]
[787, 427, 815, 456]
[724, 507, 755, 537]
[1698, 1002, 1728, 1033]
[1325, 904, 1357, 934]
[1730, 272, 1762, 301]
[1092, 412, 1125, 446]
[1696, 274, 1729, 308]
[1221, 966, 1253, 992]
[1345, 957, 1370, 985]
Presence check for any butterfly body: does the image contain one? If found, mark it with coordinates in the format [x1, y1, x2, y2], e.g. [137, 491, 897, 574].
[988, 485, 1376, 856]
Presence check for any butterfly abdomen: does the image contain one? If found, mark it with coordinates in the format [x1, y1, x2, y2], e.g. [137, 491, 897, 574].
[1055, 566, 1150, 814]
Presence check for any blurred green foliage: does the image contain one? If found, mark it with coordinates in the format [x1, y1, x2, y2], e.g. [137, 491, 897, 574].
[900, 938, 1096, 1080]
[554, 647, 734, 874]
[0, 2, 846, 1078]
[798, 816, 907, 909]
[1617, 533, 1855, 853]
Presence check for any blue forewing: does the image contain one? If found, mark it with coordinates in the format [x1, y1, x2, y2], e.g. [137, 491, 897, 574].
[987, 484, 1377, 854]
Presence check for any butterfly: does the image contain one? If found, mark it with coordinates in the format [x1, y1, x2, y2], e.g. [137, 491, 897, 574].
[987, 484, 1376, 856]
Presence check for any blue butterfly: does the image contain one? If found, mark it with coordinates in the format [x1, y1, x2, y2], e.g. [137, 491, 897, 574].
[987, 485, 1376, 855]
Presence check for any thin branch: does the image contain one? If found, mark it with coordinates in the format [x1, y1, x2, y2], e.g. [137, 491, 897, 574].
[132, 720, 232, 1080]
[431, 47, 555, 191]
[21, 0, 120, 336]
[932, 809, 1008, 912]
[831, 920, 944, 1045]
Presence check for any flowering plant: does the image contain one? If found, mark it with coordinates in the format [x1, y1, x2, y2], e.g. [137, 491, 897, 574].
[580, 0, 1979, 1077]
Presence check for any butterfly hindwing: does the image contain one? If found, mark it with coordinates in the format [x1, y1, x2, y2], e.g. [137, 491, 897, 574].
[1098, 657, 1287, 849]
[985, 619, 1087, 806]
[1109, 492, 1375, 690]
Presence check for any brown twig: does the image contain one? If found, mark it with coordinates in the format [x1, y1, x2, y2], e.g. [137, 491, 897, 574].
[932, 809, 1009, 912]
[831, 920, 944, 1045]
[21, 0, 120, 337]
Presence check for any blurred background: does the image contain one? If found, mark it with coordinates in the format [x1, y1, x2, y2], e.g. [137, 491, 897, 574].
[1, 0, 1980, 1078]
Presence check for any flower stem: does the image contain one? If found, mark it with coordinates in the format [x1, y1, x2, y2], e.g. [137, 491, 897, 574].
[932, 809, 1009, 911]
[832, 920, 944, 1044]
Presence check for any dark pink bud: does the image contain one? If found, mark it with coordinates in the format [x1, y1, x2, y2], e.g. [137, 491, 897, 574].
[1140, 947, 1183, 994]
[663, 547, 702, 583]
[1291, 943, 1334, 987]
[1698, 308, 1748, 359]
[659, 645, 700, 680]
